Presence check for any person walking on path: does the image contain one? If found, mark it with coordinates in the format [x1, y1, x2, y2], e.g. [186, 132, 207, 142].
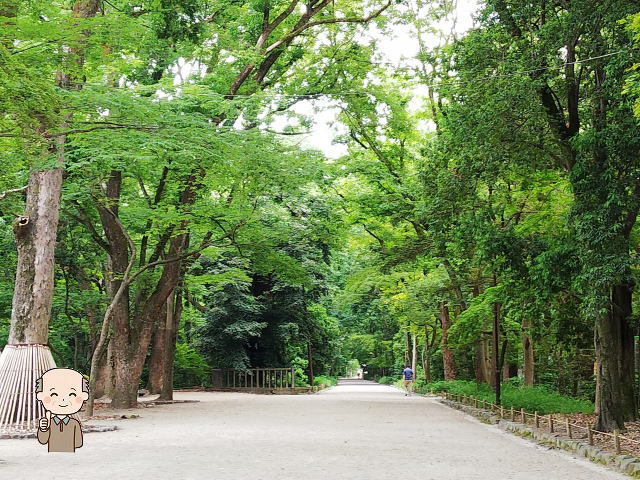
[402, 364, 414, 396]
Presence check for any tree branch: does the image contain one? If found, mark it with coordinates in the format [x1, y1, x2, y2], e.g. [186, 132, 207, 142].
[264, 1, 392, 55]
[0, 185, 27, 201]
[66, 203, 111, 252]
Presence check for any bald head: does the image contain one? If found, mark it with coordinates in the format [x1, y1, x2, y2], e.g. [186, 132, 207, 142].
[35, 368, 89, 416]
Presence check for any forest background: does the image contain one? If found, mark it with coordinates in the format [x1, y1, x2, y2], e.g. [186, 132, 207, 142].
[2, 0, 640, 433]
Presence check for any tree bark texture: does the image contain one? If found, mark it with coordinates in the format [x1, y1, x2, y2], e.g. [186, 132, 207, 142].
[439, 302, 456, 381]
[146, 300, 169, 394]
[307, 343, 314, 387]
[594, 282, 637, 431]
[411, 332, 418, 377]
[522, 318, 534, 386]
[8, 167, 63, 344]
[159, 288, 182, 401]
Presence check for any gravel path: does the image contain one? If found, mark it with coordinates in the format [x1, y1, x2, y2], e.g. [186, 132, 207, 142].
[0, 381, 626, 479]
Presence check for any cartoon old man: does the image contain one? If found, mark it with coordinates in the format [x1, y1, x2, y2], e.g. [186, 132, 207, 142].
[35, 368, 89, 452]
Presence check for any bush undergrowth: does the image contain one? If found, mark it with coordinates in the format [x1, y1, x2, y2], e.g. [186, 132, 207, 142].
[419, 379, 593, 415]
[376, 376, 395, 385]
[313, 375, 338, 387]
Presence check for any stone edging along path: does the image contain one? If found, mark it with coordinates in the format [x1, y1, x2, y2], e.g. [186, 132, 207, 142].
[439, 397, 640, 478]
[0, 424, 117, 439]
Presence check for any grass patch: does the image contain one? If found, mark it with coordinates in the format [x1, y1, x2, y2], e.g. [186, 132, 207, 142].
[421, 379, 594, 415]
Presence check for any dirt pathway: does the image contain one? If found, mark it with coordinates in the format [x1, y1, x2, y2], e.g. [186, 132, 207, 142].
[0, 381, 626, 479]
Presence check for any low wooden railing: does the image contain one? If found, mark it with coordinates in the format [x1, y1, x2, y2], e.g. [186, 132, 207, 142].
[439, 391, 640, 454]
[211, 367, 296, 389]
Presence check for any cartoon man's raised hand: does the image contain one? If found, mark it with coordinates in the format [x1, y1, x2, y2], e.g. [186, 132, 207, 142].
[39, 410, 50, 431]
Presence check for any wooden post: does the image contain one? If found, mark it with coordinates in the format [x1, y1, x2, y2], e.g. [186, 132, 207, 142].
[549, 415, 554, 433]
[587, 427, 594, 446]
[614, 429, 621, 454]
[482, 399, 486, 409]
[474, 396, 478, 408]
[500, 406, 504, 418]
[521, 408, 525, 424]
[566, 418, 572, 438]
[510, 406, 515, 421]
[534, 411, 539, 428]
[291, 367, 295, 388]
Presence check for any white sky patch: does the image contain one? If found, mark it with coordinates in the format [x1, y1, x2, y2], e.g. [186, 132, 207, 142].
[284, 0, 480, 158]
[271, 99, 350, 159]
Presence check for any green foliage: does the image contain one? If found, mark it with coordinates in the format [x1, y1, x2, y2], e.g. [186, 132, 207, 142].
[345, 358, 361, 377]
[376, 376, 395, 385]
[424, 380, 594, 415]
[291, 356, 309, 386]
[313, 375, 337, 387]
[195, 256, 267, 369]
[174, 343, 211, 388]
[2, 0, 638, 427]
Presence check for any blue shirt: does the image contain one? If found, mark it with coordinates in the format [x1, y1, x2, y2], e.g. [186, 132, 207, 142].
[402, 368, 413, 380]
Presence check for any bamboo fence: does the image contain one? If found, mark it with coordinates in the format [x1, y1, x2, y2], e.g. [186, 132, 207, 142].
[0, 344, 56, 432]
[439, 391, 640, 455]
[211, 367, 296, 389]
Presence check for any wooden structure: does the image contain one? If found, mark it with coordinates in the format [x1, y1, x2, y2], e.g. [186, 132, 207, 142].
[0, 344, 56, 432]
[441, 391, 640, 455]
[211, 367, 295, 390]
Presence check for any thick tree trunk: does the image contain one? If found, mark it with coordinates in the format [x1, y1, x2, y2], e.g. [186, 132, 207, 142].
[96, 170, 137, 408]
[439, 302, 456, 381]
[8, 167, 63, 344]
[522, 318, 534, 386]
[502, 362, 517, 381]
[474, 340, 484, 382]
[100, 168, 196, 407]
[92, 351, 108, 399]
[159, 288, 182, 401]
[146, 301, 169, 394]
[471, 281, 490, 384]
[0, 163, 63, 428]
[594, 281, 637, 431]
[116, 233, 188, 407]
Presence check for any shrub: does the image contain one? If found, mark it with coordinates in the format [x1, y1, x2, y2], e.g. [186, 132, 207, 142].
[313, 375, 338, 387]
[421, 379, 594, 415]
[376, 376, 395, 385]
[174, 343, 211, 388]
[291, 356, 309, 386]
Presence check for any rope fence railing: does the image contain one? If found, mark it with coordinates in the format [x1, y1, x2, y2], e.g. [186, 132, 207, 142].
[438, 391, 640, 455]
